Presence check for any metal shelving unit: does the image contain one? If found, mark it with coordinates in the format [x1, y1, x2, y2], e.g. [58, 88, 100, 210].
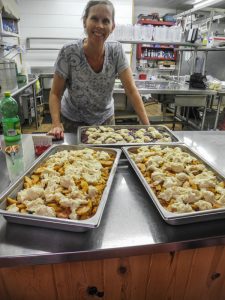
[26, 37, 197, 50]
[119, 40, 197, 47]
[176, 47, 225, 51]
[26, 37, 77, 51]
[117, 40, 197, 79]
[176, 46, 225, 76]
[0, 31, 19, 38]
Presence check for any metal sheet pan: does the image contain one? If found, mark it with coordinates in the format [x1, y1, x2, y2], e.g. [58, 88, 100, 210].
[0, 145, 121, 232]
[77, 125, 180, 147]
[122, 143, 225, 225]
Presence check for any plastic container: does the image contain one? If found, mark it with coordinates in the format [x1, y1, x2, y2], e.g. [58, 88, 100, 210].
[139, 73, 147, 80]
[17, 74, 27, 88]
[0, 92, 21, 142]
[32, 135, 53, 156]
[4, 140, 24, 182]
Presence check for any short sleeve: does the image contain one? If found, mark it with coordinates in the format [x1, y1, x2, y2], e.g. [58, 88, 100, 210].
[116, 42, 129, 75]
[54, 46, 69, 80]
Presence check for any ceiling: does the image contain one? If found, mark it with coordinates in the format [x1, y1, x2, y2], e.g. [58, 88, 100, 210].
[133, 0, 225, 10]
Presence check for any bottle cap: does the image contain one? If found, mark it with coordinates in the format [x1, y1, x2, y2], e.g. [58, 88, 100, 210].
[4, 91, 11, 97]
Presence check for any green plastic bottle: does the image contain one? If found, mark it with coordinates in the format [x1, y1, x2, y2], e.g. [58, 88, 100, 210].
[0, 91, 21, 142]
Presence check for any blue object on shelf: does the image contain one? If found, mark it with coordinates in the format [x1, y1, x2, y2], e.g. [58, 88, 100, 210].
[163, 14, 176, 23]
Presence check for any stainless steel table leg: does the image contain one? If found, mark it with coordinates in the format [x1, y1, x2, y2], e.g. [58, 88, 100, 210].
[186, 107, 189, 128]
[178, 51, 183, 79]
[200, 98, 208, 131]
[192, 49, 197, 74]
[214, 95, 222, 130]
[32, 83, 38, 129]
[162, 103, 166, 121]
[208, 94, 213, 109]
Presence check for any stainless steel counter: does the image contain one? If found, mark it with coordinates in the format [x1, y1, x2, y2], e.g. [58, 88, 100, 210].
[39, 73, 217, 96]
[10, 78, 39, 97]
[0, 132, 225, 268]
[114, 86, 217, 95]
[114, 84, 218, 130]
[216, 90, 225, 129]
[38, 73, 219, 129]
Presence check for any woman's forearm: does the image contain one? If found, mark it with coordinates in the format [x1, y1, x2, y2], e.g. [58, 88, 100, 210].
[49, 90, 62, 127]
[49, 73, 66, 128]
[48, 90, 64, 140]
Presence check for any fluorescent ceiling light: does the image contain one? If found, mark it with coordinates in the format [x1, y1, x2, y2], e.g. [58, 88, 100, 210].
[193, 0, 204, 3]
[175, 0, 225, 19]
[193, 0, 223, 9]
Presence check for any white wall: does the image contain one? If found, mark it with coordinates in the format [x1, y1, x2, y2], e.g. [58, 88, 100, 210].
[17, 0, 133, 72]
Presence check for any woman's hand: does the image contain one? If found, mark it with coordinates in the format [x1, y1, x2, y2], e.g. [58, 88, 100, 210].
[48, 73, 66, 140]
[48, 125, 64, 140]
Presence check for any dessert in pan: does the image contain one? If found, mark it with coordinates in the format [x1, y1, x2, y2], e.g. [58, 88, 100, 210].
[4, 147, 117, 221]
[123, 144, 225, 224]
[79, 125, 179, 145]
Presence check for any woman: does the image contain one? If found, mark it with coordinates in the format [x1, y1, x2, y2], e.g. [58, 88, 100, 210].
[48, 0, 150, 140]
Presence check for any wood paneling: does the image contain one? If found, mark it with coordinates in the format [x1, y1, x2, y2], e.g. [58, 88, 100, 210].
[0, 264, 57, 300]
[1, 245, 225, 300]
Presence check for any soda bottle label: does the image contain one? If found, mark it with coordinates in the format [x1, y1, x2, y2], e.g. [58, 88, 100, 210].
[7, 129, 17, 136]
[2, 118, 21, 141]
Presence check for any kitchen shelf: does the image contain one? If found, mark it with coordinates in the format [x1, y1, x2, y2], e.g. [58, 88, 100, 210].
[0, 30, 19, 38]
[141, 44, 175, 49]
[26, 48, 60, 51]
[175, 47, 225, 51]
[0, 13, 19, 38]
[158, 67, 176, 71]
[119, 40, 197, 47]
[141, 57, 175, 61]
[134, 18, 181, 72]
[137, 20, 175, 26]
[25, 37, 197, 48]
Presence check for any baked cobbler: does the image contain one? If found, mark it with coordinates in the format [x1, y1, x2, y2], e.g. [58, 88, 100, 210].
[6, 148, 116, 220]
[129, 145, 225, 214]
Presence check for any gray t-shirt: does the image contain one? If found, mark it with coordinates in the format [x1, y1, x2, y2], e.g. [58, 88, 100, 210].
[54, 39, 129, 125]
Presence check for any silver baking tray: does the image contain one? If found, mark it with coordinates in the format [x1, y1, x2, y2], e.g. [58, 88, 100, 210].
[77, 125, 180, 147]
[122, 143, 225, 225]
[0, 145, 121, 232]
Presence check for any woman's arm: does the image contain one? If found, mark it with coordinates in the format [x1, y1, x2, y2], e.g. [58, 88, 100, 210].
[119, 67, 150, 125]
[48, 73, 66, 139]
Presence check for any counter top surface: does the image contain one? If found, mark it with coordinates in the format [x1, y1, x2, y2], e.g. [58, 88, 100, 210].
[38, 73, 217, 95]
[0, 131, 225, 268]
[217, 89, 225, 96]
[113, 86, 217, 95]
[2, 78, 39, 98]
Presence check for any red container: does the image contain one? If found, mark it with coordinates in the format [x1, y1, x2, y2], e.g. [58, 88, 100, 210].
[35, 144, 51, 156]
[32, 135, 52, 156]
[139, 73, 147, 80]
